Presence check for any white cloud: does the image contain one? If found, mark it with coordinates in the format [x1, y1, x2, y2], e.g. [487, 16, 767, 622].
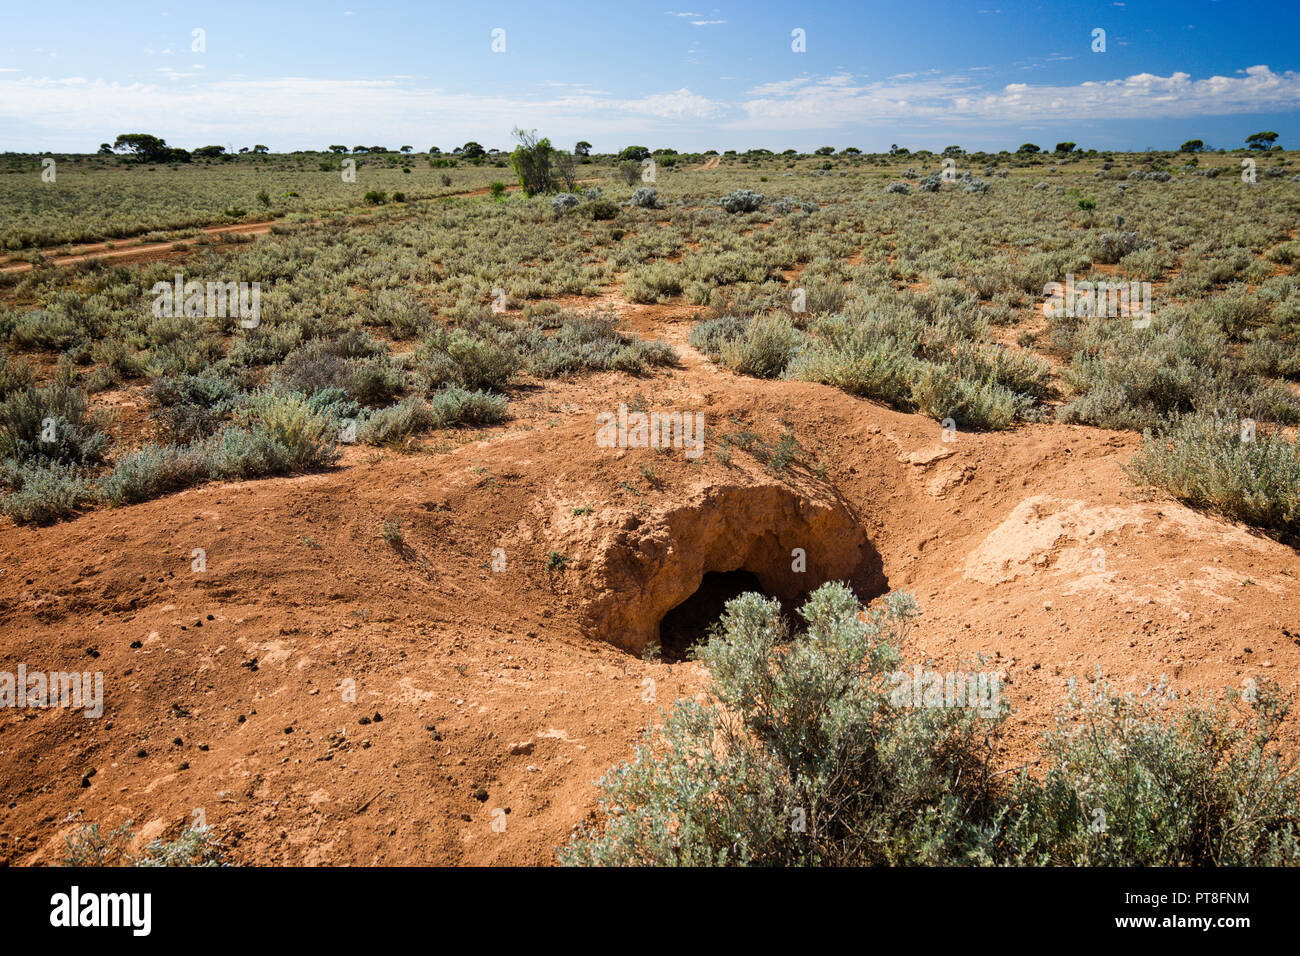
[0, 65, 1294, 150]
[734, 65, 1300, 129]
[621, 87, 723, 119]
[0, 75, 724, 148]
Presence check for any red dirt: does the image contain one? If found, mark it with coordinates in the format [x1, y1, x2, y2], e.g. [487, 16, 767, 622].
[2, 293, 1300, 868]
[0, 223, 276, 274]
[2, 291, 1298, 866]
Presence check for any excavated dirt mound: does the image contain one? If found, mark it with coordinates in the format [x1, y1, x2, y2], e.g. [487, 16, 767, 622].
[576, 480, 884, 654]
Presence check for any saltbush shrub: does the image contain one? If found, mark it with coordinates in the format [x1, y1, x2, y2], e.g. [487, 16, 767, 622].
[0, 384, 109, 469]
[151, 372, 239, 442]
[0, 350, 38, 400]
[551, 193, 581, 212]
[628, 188, 659, 209]
[719, 313, 800, 378]
[562, 583, 1300, 866]
[1, 463, 97, 524]
[1094, 231, 1151, 265]
[358, 388, 508, 445]
[419, 326, 520, 392]
[99, 442, 210, 505]
[718, 189, 764, 213]
[1128, 410, 1300, 540]
[586, 199, 619, 221]
[912, 362, 1026, 430]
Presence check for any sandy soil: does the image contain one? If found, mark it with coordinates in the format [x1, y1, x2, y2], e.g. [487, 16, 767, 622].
[1, 268, 1297, 868]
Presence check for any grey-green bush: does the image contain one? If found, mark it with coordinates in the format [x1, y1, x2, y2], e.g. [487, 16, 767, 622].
[562, 583, 1300, 866]
[0, 384, 109, 469]
[1127, 411, 1300, 541]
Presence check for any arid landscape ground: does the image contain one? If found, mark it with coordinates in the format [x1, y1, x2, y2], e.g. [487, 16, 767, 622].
[1, 141, 1299, 867]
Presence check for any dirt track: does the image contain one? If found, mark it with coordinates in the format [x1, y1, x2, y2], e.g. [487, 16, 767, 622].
[0, 222, 276, 274]
[0, 178, 611, 275]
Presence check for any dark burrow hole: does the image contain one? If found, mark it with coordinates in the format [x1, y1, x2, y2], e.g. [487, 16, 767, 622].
[657, 570, 802, 663]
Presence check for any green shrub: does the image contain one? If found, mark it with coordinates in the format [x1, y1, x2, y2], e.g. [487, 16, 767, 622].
[1007, 675, 1300, 865]
[358, 396, 439, 445]
[358, 388, 507, 445]
[687, 315, 748, 361]
[562, 583, 1300, 866]
[912, 363, 1027, 430]
[623, 264, 683, 304]
[89, 338, 146, 388]
[420, 327, 520, 391]
[227, 389, 341, 471]
[561, 584, 1007, 866]
[509, 129, 556, 196]
[786, 323, 920, 408]
[1, 463, 97, 524]
[719, 313, 800, 378]
[373, 289, 429, 339]
[63, 820, 226, 867]
[0, 349, 37, 399]
[523, 315, 675, 378]
[274, 340, 351, 396]
[586, 199, 619, 221]
[1057, 321, 1300, 430]
[9, 309, 82, 351]
[718, 189, 765, 214]
[427, 386, 508, 427]
[345, 355, 405, 406]
[203, 426, 296, 479]
[145, 327, 227, 378]
[1128, 411, 1300, 540]
[1244, 335, 1300, 379]
[0, 384, 110, 469]
[93, 396, 342, 507]
[151, 372, 240, 441]
[99, 442, 210, 505]
[947, 341, 1055, 402]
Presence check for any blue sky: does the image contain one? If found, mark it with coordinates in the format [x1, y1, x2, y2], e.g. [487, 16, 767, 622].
[1, 0, 1296, 153]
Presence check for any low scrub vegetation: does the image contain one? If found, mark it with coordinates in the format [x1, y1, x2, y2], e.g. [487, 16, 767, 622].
[3, 149, 1298, 537]
[694, 286, 1052, 429]
[1128, 411, 1300, 542]
[63, 820, 227, 867]
[562, 583, 1300, 866]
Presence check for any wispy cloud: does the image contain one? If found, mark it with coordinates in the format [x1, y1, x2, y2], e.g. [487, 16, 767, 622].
[0, 75, 724, 147]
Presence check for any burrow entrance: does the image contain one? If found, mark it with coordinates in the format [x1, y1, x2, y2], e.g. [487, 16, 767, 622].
[657, 569, 770, 662]
[581, 482, 886, 657]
